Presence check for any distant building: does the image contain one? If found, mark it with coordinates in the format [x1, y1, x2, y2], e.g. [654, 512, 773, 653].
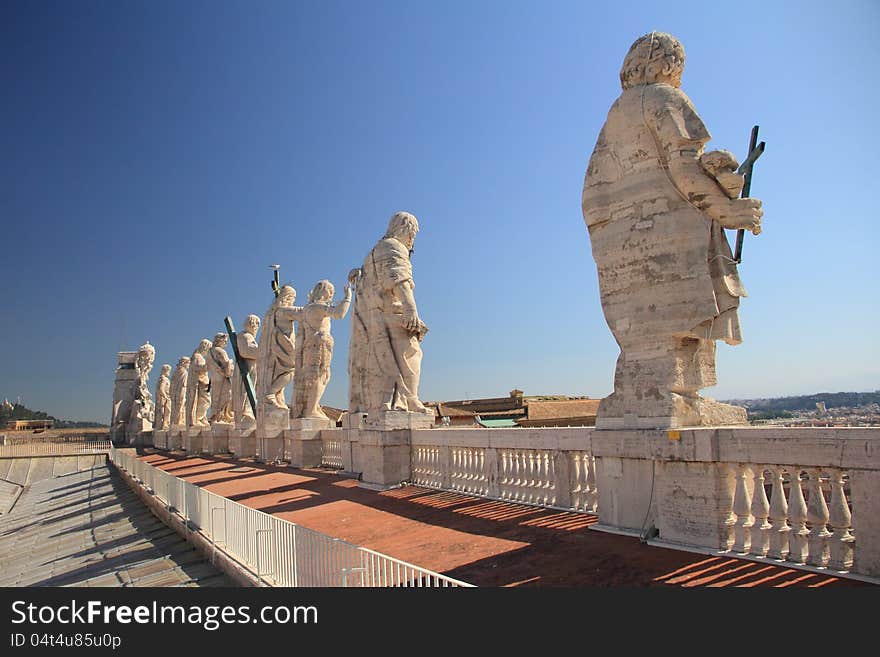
[320, 406, 345, 427]
[516, 398, 599, 427]
[426, 389, 600, 428]
[6, 419, 54, 431]
[426, 402, 479, 427]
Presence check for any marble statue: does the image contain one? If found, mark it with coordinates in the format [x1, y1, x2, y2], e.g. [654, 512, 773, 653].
[233, 314, 261, 430]
[110, 351, 137, 443]
[291, 279, 352, 420]
[207, 332, 235, 424]
[348, 211, 429, 418]
[256, 285, 299, 432]
[185, 339, 212, 428]
[581, 32, 763, 428]
[154, 364, 172, 430]
[125, 341, 155, 440]
[170, 356, 190, 427]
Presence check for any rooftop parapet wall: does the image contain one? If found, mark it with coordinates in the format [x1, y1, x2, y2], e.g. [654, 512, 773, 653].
[588, 426, 879, 470]
[411, 426, 592, 452]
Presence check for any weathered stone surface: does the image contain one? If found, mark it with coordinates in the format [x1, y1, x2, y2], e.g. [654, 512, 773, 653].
[229, 429, 256, 459]
[110, 343, 156, 443]
[291, 280, 352, 421]
[185, 340, 212, 428]
[256, 286, 298, 435]
[582, 32, 763, 429]
[207, 333, 235, 425]
[153, 364, 171, 431]
[169, 356, 190, 428]
[233, 314, 260, 430]
[256, 435, 285, 463]
[348, 212, 429, 426]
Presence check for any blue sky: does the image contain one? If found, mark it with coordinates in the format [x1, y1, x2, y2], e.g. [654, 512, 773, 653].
[1, 1, 878, 422]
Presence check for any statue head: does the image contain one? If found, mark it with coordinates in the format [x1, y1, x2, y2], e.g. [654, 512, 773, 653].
[195, 339, 212, 356]
[308, 280, 335, 304]
[244, 314, 261, 334]
[384, 211, 419, 251]
[213, 332, 228, 348]
[177, 356, 191, 369]
[160, 364, 171, 377]
[278, 285, 296, 307]
[620, 32, 685, 90]
[136, 342, 155, 375]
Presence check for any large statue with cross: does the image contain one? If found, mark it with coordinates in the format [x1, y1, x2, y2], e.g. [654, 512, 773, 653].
[582, 31, 765, 429]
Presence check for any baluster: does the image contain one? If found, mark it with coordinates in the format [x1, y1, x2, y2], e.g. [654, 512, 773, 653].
[537, 451, 547, 505]
[479, 449, 487, 495]
[586, 455, 598, 512]
[767, 466, 790, 560]
[514, 451, 523, 500]
[571, 452, 583, 511]
[500, 450, 510, 498]
[732, 464, 754, 553]
[527, 451, 537, 503]
[827, 469, 854, 571]
[750, 466, 771, 557]
[546, 452, 556, 506]
[452, 449, 461, 490]
[787, 470, 809, 564]
[806, 468, 831, 568]
[719, 464, 737, 551]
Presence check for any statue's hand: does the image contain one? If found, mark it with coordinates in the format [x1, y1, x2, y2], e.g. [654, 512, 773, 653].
[348, 268, 362, 286]
[402, 310, 423, 334]
[724, 197, 763, 234]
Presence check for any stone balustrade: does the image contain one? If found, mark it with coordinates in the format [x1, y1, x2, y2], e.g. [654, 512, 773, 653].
[589, 426, 879, 580]
[729, 464, 853, 571]
[148, 423, 879, 581]
[409, 428, 597, 513]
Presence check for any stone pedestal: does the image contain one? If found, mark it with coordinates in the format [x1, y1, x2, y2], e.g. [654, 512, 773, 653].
[185, 428, 204, 455]
[261, 405, 290, 435]
[256, 433, 286, 463]
[229, 429, 256, 459]
[364, 409, 434, 431]
[168, 428, 184, 451]
[153, 430, 168, 450]
[589, 428, 743, 549]
[285, 418, 334, 468]
[596, 395, 748, 430]
[347, 428, 413, 490]
[207, 423, 232, 454]
[132, 430, 154, 448]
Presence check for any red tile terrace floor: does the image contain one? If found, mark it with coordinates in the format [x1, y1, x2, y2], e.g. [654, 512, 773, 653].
[138, 450, 874, 588]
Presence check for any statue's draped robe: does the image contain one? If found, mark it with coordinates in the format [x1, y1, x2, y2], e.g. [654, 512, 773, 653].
[348, 237, 422, 413]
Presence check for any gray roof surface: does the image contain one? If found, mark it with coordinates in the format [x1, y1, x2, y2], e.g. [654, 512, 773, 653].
[0, 459, 234, 587]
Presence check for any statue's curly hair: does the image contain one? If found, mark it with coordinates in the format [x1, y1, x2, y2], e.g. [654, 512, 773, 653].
[620, 32, 685, 90]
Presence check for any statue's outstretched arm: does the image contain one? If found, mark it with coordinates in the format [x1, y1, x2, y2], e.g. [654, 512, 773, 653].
[330, 285, 353, 320]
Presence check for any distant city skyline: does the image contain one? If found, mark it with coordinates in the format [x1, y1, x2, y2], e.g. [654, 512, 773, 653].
[1, 1, 877, 422]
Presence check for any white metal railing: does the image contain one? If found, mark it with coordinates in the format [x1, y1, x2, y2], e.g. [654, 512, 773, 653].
[321, 437, 343, 469]
[110, 447, 472, 587]
[0, 439, 112, 458]
[727, 463, 855, 572]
